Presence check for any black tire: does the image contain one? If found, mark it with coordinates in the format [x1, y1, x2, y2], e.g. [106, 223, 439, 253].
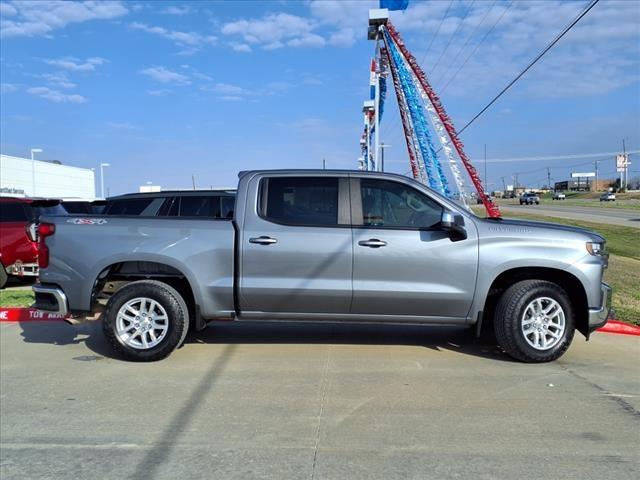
[494, 280, 575, 363]
[102, 280, 189, 361]
[0, 264, 7, 290]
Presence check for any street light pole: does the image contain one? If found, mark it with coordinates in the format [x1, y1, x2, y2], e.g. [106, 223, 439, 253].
[30, 148, 43, 197]
[100, 163, 110, 199]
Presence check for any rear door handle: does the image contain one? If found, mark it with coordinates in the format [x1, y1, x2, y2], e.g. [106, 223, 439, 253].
[358, 238, 387, 248]
[249, 236, 278, 245]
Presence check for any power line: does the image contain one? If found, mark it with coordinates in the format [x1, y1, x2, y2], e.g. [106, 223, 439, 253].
[457, 0, 601, 136]
[418, 0, 455, 66]
[484, 149, 639, 164]
[428, 0, 476, 80]
[433, 0, 498, 88]
[440, 1, 514, 94]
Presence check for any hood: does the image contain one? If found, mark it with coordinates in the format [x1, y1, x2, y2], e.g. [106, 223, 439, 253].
[478, 217, 605, 243]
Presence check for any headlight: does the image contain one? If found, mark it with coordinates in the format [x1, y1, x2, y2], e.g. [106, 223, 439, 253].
[586, 242, 605, 256]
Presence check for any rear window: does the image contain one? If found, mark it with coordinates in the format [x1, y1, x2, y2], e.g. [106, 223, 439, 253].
[261, 177, 339, 226]
[62, 202, 93, 214]
[32, 204, 67, 219]
[0, 202, 28, 222]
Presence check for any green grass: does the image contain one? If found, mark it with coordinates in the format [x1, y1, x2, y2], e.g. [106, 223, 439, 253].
[0, 290, 34, 308]
[605, 255, 640, 325]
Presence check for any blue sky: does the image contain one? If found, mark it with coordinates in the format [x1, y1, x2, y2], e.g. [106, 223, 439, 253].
[1, 0, 639, 195]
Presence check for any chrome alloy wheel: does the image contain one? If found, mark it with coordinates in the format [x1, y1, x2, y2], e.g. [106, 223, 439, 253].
[521, 297, 566, 350]
[115, 297, 169, 350]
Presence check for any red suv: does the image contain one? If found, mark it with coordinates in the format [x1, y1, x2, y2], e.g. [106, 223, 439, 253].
[0, 197, 64, 288]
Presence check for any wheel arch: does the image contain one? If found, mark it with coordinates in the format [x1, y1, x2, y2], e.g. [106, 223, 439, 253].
[483, 267, 589, 338]
[92, 259, 205, 330]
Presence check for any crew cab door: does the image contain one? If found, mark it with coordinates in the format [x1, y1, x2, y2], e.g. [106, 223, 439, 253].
[350, 177, 478, 320]
[239, 175, 352, 315]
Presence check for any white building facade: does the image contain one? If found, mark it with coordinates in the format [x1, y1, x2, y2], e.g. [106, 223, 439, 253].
[0, 154, 96, 199]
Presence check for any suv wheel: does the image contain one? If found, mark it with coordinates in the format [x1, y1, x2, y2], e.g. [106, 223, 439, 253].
[0, 264, 7, 289]
[103, 280, 189, 361]
[494, 280, 575, 362]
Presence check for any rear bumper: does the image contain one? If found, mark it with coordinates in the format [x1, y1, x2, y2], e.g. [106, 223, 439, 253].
[588, 282, 612, 333]
[32, 284, 68, 316]
[6, 262, 38, 277]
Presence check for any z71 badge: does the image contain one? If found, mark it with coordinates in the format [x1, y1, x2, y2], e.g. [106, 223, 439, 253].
[66, 218, 108, 225]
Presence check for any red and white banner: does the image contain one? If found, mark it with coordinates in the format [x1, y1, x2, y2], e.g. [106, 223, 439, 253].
[0, 307, 66, 322]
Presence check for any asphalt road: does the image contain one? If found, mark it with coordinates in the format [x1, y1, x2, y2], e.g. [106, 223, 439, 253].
[498, 203, 640, 228]
[1, 320, 638, 480]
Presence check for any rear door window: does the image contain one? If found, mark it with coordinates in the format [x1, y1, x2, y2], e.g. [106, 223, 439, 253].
[220, 196, 235, 218]
[0, 202, 28, 222]
[261, 177, 339, 226]
[157, 197, 179, 216]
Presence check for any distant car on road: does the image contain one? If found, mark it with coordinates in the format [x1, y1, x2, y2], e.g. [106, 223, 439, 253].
[552, 192, 566, 200]
[599, 192, 616, 202]
[519, 192, 540, 205]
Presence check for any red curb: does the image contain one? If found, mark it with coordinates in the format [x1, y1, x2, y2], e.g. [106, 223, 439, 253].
[0, 307, 66, 322]
[597, 320, 640, 336]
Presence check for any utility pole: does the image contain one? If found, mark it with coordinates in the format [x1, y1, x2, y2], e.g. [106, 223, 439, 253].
[322, 158, 326, 170]
[594, 159, 599, 192]
[547, 167, 551, 191]
[501, 176, 506, 191]
[622, 138, 628, 191]
[192, 175, 196, 190]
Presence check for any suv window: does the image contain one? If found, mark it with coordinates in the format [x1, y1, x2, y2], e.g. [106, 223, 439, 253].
[105, 198, 163, 215]
[262, 177, 339, 226]
[0, 202, 28, 222]
[157, 197, 179, 216]
[360, 179, 443, 229]
[221, 196, 234, 218]
[180, 196, 220, 217]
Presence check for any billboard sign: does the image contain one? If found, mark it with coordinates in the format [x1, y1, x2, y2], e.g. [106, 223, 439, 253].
[616, 154, 630, 173]
[571, 172, 595, 178]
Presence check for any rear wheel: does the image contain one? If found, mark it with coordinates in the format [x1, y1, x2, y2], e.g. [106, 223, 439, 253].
[103, 280, 189, 361]
[0, 264, 7, 289]
[494, 280, 575, 362]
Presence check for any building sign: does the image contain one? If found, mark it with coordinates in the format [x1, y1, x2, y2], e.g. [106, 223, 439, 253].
[616, 154, 630, 173]
[0, 187, 26, 196]
[571, 172, 595, 178]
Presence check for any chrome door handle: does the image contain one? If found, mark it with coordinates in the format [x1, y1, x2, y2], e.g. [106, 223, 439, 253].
[358, 239, 387, 248]
[249, 236, 278, 245]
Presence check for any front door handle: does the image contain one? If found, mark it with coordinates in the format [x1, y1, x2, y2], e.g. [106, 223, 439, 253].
[358, 238, 387, 248]
[249, 236, 278, 245]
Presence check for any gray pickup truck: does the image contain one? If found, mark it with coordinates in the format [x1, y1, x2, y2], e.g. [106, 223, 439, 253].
[33, 170, 611, 363]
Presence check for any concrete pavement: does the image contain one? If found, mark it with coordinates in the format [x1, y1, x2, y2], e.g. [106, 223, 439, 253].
[1, 320, 639, 479]
[499, 203, 640, 228]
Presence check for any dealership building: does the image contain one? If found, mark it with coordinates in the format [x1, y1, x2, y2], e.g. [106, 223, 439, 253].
[0, 154, 96, 199]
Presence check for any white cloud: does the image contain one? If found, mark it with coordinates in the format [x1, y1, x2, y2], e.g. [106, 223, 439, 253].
[45, 57, 107, 72]
[219, 95, 243, 102]
[41, 72, 76, 89]
[147, 88, 172, 96]
[26, 86, 86, 103]
[130, 22, 216, 52]
[140, 66, 191, 85]
[1, 83, 18, 93]
[206, 83, 246, 95]
[385, 0, 640, 99]
[221, 13, 322, 50]
[161, 5, 192, 16]
[1, 1, 128, 38]
[231, 43, 252, 53]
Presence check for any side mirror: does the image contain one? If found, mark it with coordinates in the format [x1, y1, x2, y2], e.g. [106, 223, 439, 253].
[440, 210, 467, 241]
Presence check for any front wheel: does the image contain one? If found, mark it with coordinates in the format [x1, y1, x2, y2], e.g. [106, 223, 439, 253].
[494, 280, 575, 362]
[103, 280, 189, 361]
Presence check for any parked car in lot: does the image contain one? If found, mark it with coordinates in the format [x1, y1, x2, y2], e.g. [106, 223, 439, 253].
[519, 192, 540, 205]
[0, 197, 65, 288]
[599, 192, 616, 202]
[102, 190, 236, 218]
[34, 170, 611, 363]
[552, 192, 566, 200]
